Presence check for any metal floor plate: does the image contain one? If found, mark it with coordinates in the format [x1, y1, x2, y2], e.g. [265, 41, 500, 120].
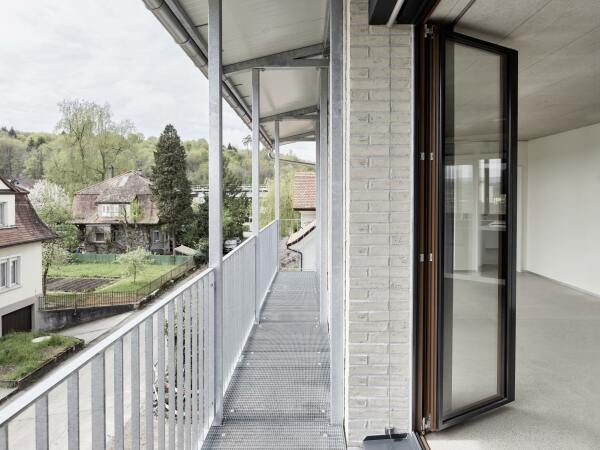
[203, 272, 346, 449]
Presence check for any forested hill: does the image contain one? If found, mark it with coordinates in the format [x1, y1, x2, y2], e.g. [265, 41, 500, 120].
[0, 99, 312, 195]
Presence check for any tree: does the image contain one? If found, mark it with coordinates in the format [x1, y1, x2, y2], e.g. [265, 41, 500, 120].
[261, 171, 300, 237]
[41, 242, 69, 295]
[29, 180, 79, 251]
[116, 247, 149, 284]
[0, 137, 26, 176]
[242, 135, 252, 150]
[151, 125, 193, 255]
[119, 198, 142, 250]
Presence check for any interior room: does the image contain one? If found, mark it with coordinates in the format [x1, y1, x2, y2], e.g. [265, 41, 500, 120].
[425, 0, 600, 448]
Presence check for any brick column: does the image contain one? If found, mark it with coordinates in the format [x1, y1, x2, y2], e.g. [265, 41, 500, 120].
[344, 0, 413, 447]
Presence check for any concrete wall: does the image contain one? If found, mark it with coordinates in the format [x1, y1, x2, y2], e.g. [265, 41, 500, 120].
[524, 122, 600, 296]
[344, 0, 413, 446]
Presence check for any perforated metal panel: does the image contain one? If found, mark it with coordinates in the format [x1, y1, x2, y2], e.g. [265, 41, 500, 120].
[203, 272, 346, 449]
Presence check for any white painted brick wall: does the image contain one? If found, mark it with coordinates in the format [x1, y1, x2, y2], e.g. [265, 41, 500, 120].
[344, 0, 413, 447]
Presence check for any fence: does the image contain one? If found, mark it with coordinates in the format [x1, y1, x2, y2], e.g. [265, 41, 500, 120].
[40, 258, 196, 310]
[0, 220, 280, 449]
[72, 253, 192, 266]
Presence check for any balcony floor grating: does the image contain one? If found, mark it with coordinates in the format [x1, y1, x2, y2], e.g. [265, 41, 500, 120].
[203, 271, 346, 449]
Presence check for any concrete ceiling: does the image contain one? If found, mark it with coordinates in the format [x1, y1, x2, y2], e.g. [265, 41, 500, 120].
[178, 0, 327, 142]
[431, 0, 600, 141]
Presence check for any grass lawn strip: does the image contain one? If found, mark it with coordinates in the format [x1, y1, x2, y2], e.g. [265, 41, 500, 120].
[48, 263, 176, 293]
[0, 332, 81, 381]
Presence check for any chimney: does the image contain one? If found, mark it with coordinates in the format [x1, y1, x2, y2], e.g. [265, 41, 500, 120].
[107, 165, 114, 178]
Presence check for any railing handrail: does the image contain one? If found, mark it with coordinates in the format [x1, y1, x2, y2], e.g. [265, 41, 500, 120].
[222, 235, 255, 263]
[0, 267, 214, 425]
[259, 219, 278, 234]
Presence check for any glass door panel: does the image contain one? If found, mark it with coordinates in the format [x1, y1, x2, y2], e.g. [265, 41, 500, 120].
[436, 31, 517, 429]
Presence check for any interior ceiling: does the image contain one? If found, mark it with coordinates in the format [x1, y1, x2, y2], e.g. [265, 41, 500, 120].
[179, 0, 327, 142]
[430, 0, 600, 141]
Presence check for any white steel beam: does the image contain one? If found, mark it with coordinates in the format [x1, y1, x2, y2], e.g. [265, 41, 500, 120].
[208, 0, 224, 426]
[280, 131, 316, 143]
[223, 44, 328, 74]
[252, 68, 261, 322]
[274, 120, 281, 270]
[260, 105, 318, 123]
[319, 68, 329, 327]
[329, 0, 344, 426]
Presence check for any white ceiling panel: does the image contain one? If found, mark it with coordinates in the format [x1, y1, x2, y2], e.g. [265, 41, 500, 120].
[431, 0, 600, 140]
[175, 0, 326, 144]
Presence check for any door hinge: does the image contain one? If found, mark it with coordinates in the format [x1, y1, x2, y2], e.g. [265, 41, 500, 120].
[429, 253, 433, 262]
[420, 152, 425, 161]
[419, 253, 425, 263]
[424, 25, 434, 39]
[422, 416, 431, 432]
[430, 152, 434, 161]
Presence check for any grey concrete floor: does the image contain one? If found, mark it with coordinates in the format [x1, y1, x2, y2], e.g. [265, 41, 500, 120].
[427, 272, 600, 450]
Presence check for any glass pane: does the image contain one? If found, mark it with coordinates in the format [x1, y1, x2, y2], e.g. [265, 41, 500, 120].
[442, 41, 506, 417]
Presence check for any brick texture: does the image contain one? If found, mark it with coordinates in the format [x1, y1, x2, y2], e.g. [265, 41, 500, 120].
[344, 0, 413, 447]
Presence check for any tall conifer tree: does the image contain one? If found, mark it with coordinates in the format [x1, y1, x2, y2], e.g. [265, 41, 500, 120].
[151, 124, 192, 254]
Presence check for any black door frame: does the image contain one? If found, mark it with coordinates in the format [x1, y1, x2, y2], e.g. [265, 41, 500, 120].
[414, 24, 518, 433]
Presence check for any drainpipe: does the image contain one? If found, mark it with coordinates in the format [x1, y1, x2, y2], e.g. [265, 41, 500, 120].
[285, 244, 303, 272]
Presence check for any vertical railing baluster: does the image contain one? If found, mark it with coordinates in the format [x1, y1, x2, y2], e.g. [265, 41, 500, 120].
[191, 281, 199, 446]
[91, 353, 106, 450]
[204, 274, 213, 435]
[131, 327, 140, 450]
[158, 308, 166, 450]
[114, 339, 124, 450]
[168, 302, 176, 450]
[67, 371, 79, 450]
[35, 394, 48, 450]
[145, 318, 154, 450]
[0, 424, 7, 450]
[184, 288, 192, 449]
[176, 295, 184, 448]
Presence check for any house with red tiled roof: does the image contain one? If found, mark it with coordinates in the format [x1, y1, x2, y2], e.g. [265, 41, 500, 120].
[72, 169, 170, 253]
[0, 176, 56, 334]
[288, 172, 317, 271]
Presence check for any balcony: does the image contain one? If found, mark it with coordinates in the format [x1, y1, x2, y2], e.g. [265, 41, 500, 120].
[0, 220, 344, 448]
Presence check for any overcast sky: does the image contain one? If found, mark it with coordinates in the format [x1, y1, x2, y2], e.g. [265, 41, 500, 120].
[0, 0, 314, 161]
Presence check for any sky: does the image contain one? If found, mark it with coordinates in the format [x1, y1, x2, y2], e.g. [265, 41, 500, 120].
[0, 0, 314, 161]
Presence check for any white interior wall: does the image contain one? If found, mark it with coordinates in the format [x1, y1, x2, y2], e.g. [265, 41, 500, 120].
[523, 122, 600, 296]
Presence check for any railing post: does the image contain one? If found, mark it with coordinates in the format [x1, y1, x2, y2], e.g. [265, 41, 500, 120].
[274, 120, 281, 270]
[319, 67, 329, 327]
[208, 0, 224, 426]
[330, 0, 344, 426]
[252, 67, 262, 322]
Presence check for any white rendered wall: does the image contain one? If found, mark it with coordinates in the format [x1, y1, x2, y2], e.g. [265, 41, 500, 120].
[525, 122, 600, 296]
[0, 242, 42, 307]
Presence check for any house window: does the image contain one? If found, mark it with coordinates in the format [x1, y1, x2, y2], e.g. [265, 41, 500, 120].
[95, 232, 106, 243]
[0, 257, 20, 290]
[153, 230, 161, 243]
[0, 203, 6, 226]
[98, 203, 128, 218]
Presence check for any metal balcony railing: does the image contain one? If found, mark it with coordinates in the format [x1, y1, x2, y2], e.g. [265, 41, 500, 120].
[0, 220, 279, 449]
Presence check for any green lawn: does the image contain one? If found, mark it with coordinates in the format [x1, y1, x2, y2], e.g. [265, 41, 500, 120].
[0, 332, 81, 381]
[49, 263, 177, 293]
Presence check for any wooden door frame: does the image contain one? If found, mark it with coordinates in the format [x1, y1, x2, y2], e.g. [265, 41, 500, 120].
[414, 24, 518, 434]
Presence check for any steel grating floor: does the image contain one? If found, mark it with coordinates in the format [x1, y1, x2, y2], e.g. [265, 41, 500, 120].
[204, 271, 346, 449]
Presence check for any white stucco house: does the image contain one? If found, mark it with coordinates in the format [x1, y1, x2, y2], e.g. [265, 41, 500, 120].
[0, 177, 56, 335]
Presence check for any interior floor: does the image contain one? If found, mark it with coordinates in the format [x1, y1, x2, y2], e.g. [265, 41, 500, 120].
[427, 272, 600, 450]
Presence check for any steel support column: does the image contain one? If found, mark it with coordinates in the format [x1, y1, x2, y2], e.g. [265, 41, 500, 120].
[316, 120, 321, 289]
[319, 68, 329, 327]
[252, 68, 261, 322]
[274, 120, 281, 269]
[330, 0, 344, 425]
[208, 0, 224, 425]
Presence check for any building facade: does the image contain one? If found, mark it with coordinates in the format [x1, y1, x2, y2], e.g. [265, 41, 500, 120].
[72, 170, 171, 254]
[0, 177, 56, 335]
